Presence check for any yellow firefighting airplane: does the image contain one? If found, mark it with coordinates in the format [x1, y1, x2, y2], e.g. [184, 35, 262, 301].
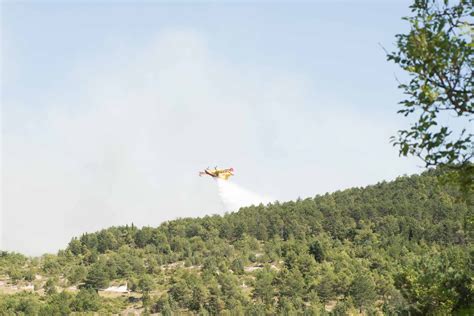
[199, 166, 234, 180]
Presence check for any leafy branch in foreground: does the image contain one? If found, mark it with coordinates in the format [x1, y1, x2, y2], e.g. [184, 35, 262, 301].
[387, 0, 473, 195]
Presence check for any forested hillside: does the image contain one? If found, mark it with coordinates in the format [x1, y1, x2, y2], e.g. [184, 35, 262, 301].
[1, 170, 472, 315]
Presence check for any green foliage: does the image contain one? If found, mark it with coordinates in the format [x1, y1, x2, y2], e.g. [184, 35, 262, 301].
[231, 258, 245, 275]
[332, 297, 357, 315]
[56, 170, 470, 314]
[43, 278, 57, 296]
[349, 273, 377, 311]
[0, 170, 472, 314]
[66, 264, 87, 285]
[138, 274, 155, 293]
[153, 294, 173, 315]
[41, 254, 62, 276]
[0, 252, 37, 284]
[387, 0, 473, 195]
[83, 261, 110, 290]
[0, 289, 124, 315]
[396, 246, 473, 314]
[253, 267, 275, 307]
[71, 288, 101, 312]
[0, 292, 41, 315]
[309, 240, 325, 263]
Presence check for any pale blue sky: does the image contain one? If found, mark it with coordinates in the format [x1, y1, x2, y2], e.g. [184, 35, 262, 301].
[5, 1, 411, 106]
[2, 0, 422, 255]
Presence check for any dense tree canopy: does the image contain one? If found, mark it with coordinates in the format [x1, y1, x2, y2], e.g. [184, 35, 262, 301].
[0, 169, 472, 314]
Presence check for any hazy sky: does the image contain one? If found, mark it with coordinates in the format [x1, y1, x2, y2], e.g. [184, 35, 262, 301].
[2, 0, 425, 255]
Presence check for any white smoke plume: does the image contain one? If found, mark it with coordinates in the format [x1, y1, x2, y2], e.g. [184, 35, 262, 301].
[216, 179, 273, 212]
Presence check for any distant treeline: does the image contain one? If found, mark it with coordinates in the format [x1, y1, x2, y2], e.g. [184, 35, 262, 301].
[1, 169, 472, 315]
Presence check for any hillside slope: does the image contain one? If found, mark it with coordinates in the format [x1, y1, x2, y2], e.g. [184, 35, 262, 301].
[1, 170, 472, 315]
